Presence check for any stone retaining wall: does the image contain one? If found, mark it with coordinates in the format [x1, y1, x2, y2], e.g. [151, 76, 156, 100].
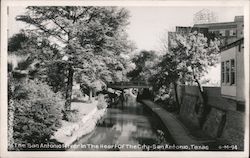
[177, 85, 245, 150]
[220, 110, 245, 150]
[179, 93, 200, 128]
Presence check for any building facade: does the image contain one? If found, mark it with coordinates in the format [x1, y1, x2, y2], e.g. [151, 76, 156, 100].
[168, 16, 244, 48]
[194, 16, 244, 46]
[168, 15, 244, 87]
[220, 38, 244, 105]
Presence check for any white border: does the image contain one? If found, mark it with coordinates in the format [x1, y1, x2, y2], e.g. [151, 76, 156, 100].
[1, 1, 249, 158]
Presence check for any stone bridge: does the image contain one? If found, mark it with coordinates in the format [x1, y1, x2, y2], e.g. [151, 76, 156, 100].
[107, 81, 152, 90]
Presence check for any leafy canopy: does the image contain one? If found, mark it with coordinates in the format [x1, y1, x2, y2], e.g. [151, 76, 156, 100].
[155, 31, 220, 86]
[17, 6, 135, 91]
[127, 50, 159, 82]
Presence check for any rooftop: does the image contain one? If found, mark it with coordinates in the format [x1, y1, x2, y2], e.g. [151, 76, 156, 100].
[193, 15, 243, 28]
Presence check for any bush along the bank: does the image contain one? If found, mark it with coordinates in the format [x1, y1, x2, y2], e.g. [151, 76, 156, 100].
[155, 98, 178, 112]
[154, 89, 178, 112]
[62, 109, 80, 122]
[12, 80, 64, 150]
[96, 94, 108, 110]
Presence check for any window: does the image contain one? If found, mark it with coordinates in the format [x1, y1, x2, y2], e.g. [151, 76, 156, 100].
[214, 31, 220, 35]
[238, 43, 241, 52]
[219, 30, 225, 36]
[226, 61, 230, 83]
[225, 30, 230, 36]
[222, 62, 225, 83]
[230, 59, 235, 85]
[222, 59, 236, 85]
[230, 29, 236, 36]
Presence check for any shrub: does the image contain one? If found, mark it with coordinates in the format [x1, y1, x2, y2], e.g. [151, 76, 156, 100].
[96, 94, 108, 110]
[155, 97, 177, 112]
[12, 80, 64, 150]
[71, 89, 86, 102]
[62, 109, 80, 122]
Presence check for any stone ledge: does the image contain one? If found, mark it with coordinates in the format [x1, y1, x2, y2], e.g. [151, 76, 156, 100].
[52, 102, 107, 147]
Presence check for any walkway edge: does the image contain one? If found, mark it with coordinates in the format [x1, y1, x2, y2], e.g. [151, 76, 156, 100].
[140, 100, 201, 145]
[52, 105, 107, 147]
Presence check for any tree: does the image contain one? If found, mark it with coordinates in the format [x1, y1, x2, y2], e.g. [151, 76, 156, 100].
[8, 33, 38, 150]
[17, 6, 134, 110]
[8, 33, 29, 52]
[171, 31, 220, 92]
[7, 33, 64, 150]
[155, 31, 219, 113]
[127, 50, 159, 82]
[150, 52, 188, 111]
[8, 32, 66, 92]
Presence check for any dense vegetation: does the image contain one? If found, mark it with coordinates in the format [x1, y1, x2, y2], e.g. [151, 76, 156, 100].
[128, 32, 219, 112]
[10, 80, 64, 150]
[8, 6, 134, 151]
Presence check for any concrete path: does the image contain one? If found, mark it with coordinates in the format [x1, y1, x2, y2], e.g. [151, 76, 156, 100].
[52, 101, 99, 145]
[71, 101, 96, 115]
[141, 100, 201, 145]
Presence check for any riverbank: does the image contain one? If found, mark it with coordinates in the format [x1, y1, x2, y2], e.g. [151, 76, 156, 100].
[68, 96, 175, 151]
[140, 100, 206, 146]
[52, 101, 107, 147]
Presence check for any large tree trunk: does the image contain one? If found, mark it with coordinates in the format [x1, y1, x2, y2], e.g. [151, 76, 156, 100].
[195, 79, 203, 97]
[89, 88, 93, 102]
[192, 68, 203, 97]
[173, 82, 180, 113]
[192, 69, 207, 127]
[65, 66, 74, 111]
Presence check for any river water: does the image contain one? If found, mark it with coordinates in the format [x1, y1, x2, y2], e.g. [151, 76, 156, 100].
[70, 95, 173, 151]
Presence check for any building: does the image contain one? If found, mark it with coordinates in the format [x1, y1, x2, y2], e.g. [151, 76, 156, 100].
[168, 26, 211, 49]
[168, 16, 243, 48]
[168, 15, 244, 87]
[194, 16, 244, 46]
[220, 38, 244, 107]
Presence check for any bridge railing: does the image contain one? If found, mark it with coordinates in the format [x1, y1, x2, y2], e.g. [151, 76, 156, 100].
[108, 81, 150, 87]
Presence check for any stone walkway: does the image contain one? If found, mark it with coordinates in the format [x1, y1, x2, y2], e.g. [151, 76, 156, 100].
[141, 100, 202, 145]
[52, 101, 100, 146]
[71, 101, 96, 116]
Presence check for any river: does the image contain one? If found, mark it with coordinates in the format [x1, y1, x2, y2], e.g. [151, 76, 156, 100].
[69, 95, 174, 151]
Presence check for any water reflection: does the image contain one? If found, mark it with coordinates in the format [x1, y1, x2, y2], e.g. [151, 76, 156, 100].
[71, 95, 171, 151]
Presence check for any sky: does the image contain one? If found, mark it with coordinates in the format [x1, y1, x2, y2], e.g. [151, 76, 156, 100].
[8, 6, 243, 51]
[8, 6, 244, 84]
[126, 6, 243, 51]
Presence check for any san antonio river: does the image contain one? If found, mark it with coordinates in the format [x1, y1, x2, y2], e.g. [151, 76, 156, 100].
[69, 95, 174, 151]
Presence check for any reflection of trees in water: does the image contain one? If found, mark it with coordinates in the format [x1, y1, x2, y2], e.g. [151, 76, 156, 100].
[110, 96, 147, 116]
[82, 122, 122, 149]
[130, 126, 155, 141]
[131, 88, 138, 96]
[128, 121, 168, 146]
[73, 97, 171, 151]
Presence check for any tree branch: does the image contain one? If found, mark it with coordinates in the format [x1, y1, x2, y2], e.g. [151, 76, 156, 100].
[17, 16, 68, 43]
